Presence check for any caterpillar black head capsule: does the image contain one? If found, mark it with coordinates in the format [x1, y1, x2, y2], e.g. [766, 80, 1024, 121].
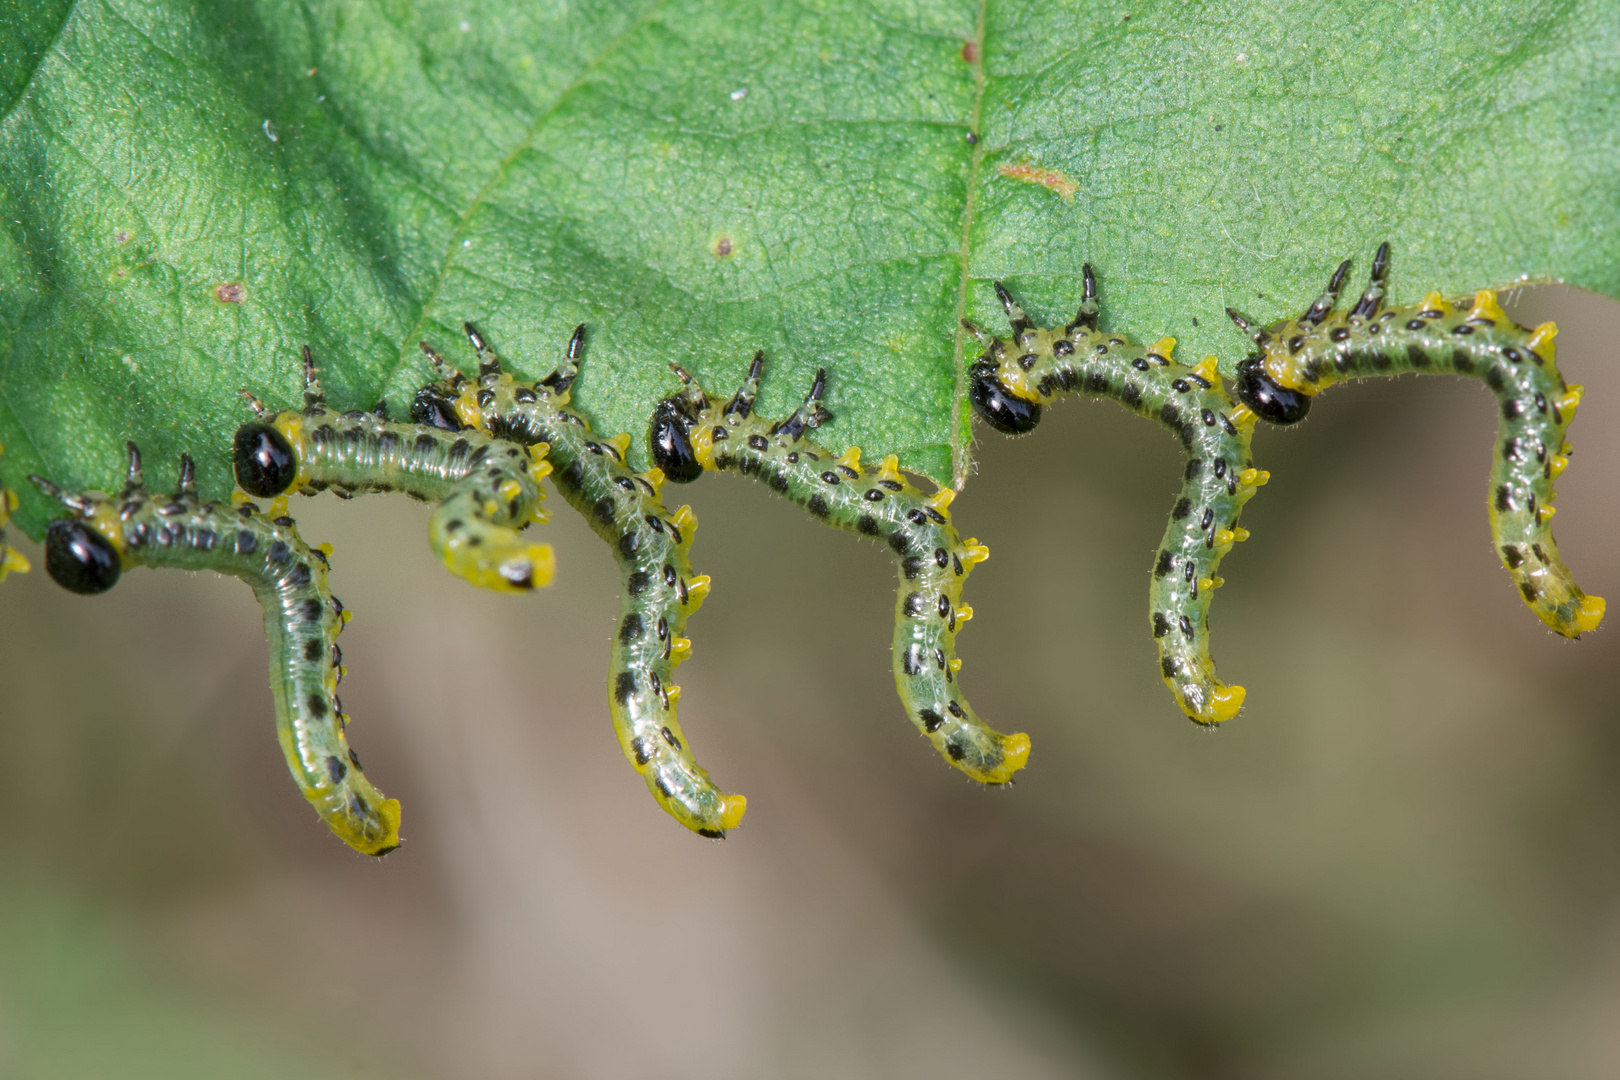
[968, 357, 1042, 436]
[648, 395, 704, 484]
[42, 517, 122, 594]
[1232, 356, 1312, 426]
[233, 423, 299, 496]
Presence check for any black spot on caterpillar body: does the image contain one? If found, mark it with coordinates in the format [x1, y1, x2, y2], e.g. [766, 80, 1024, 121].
[650, 352, 1030, 785]
[0, 442, 29, 583]
[414, 324, 743, 838]
[1229, 245, 1602, 638]
[234, 349, 555, 594]
[965, 270, 1263, 726]
[31, 445, 399, 855]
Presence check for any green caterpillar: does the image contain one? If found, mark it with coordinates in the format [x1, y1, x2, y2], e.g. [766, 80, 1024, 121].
[1228, 244, 1603, 638]
[965, 267, 1267, 726]
[649, 353, 1031, 784]
[234, 348, 555, 594]
[0, 441, 29, 583]
[412, 324, 744, 838]
[33, 444, 399, 855]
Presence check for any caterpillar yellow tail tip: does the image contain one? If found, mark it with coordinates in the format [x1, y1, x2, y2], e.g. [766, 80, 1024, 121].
[340, 798, 402, 857]
[1186, 684, 1246, 726]
[985, 732, 1032, 784]
[719, 794, 748, 832]
[1572, 595, 1605, 636]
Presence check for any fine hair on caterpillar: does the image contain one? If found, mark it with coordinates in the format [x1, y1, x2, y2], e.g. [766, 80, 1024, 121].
[1227, 243, 1603, 638]
[649, 351, 1031, 785]
[414, 323, 745, 839]
[32, 443, 400, 855]
[966, 266, 1264, 726]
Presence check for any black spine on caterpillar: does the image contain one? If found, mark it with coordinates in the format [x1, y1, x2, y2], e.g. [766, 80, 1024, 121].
[414, 325, 745, 838]
[1227, 244, 1603, 637]
[233, 348, 555, 593]
[32, 444, 400, 855]
[965, 267, 1264, 726]
[649, 353, 1031, 784]
[0, 442, 28, 582]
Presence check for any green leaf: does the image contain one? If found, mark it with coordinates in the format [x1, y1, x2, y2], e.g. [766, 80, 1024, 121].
[2, 0, 1615, 536]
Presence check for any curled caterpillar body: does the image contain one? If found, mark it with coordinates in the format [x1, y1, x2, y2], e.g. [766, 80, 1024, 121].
[652, 353, 1030, 784]
[235, 349, 555, 593]
[1229, 245, 1603, 638]
[417, 325, 744, 838]
[0, 443, 30, 583]
[966, 271, 1264, 725]
[33, 445, 399, 855]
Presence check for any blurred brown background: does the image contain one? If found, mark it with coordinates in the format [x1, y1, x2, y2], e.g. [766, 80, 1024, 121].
[0, 286, 1615, 1079]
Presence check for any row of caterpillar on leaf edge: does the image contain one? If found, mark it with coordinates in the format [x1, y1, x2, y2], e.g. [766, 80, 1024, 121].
[234, 327, 745, 839]
[648, 352, 1031, 784]
[33, 444, 400, 855]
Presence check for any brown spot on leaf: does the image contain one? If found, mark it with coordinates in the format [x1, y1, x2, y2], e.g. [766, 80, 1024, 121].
[215, 282, 245, 304]
[962, 40, 979, 63]
[997, 162, 1077, 199]
[713, 236, 733, 258]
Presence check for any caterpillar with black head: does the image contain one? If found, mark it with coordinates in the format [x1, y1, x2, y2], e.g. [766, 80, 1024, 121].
[965, 267, 1266, 726]
[32, 444, 399, 855]
[0, 442, 30, 583]
[649, 354, 1031, 784]
[1226, 244, 1603, 638]
[234, 348, 555, 593]
[410, 324, 744, 838]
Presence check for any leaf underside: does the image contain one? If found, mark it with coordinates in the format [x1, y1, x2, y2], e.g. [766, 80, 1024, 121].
[1, 0, 1615, 536]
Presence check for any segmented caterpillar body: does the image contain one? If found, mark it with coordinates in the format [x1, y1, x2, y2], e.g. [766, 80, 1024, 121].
[234, 349, 555, 594]
[0, 442, 29, 583]
[415, 325, 744, 838]
[1228, 245, 1603, 637]
[650, 354, 1031, 784]
[966, 268, 1266, 726]
[33, 445, 399, 855]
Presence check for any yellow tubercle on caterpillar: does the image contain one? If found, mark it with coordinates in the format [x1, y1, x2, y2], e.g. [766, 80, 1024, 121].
[639, 467, 667, 496]
[669, 636, 693, 665]
[671, 504, 698, 541]
[949, 658, 962, 675]
[963, 540, 990, 565]
[837, 446, 863, 473]
[665, 684, 682, 706]
[1421, 290, 1449, 315]
[1198, 576, 1225, 592]
[1149, 336, 1177, 360]
[315, 542, 335, 559]
[0, 547, 27, 580]
[926, 488, 955, 516]
[607, 432, 632, 460]
[690, 423, 717, 470]
[877, 454, 904, 486]
[1191, 355, 1220, 385]
[1528, 322, 1557, 362]
[955, 604, 974, 623]
[1238, 468, 1270, 489]
[454, 389, 488, 432]
[685, 573, 712, 609]
[1470, 289, 1507, 323]
[1551, 455, 1570, 479]
[1557, 384, 1584, 416]
[340, 608, 353, 625]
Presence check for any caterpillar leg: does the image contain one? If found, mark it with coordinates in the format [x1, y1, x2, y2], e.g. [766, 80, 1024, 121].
[650, 354, 1030, 782]
[1229, 245, 1603, 637]
[417, 326, 746, 836]
[0, 443, 29, 582]
[35, 445, 400, 854]
[234, 347, 554, 594]
[966, 268, 1260, 725]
